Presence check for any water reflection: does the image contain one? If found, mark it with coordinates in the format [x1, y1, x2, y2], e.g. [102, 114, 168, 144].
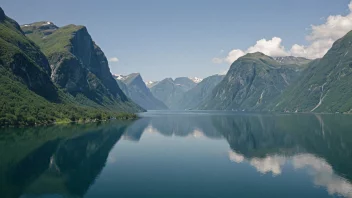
[0, 122, 130, 198]
[132, 113, 352, 197]
[0, 112, 352, 197]
[228, 151, 352, 197]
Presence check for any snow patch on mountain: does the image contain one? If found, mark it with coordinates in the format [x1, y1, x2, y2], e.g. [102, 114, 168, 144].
[189, 77, 203, 83]
[112, 74, 127, 81]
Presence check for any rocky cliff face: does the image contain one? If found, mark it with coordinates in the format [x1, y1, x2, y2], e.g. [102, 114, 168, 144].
[22, 22, 142, 112]
[199, 53, 306, 110]
[115, 73, 168, 110]
[272, 30, 352, 113]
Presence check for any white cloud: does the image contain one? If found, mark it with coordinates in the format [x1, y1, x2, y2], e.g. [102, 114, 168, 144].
[109, 57, 119, 62]
[250, 155, 286, 176]
[214, 1, 352, 63]
[225, 49, 246, 64]
[290, 1, 352, 59]
[228, 151, 244, 163]
[223, 37, 288, 64]
[228, 152, 352, 197]
[247, 37, 289, 57]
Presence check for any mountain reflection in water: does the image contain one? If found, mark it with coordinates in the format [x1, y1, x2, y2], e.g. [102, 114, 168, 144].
[0, 112, 351, 198]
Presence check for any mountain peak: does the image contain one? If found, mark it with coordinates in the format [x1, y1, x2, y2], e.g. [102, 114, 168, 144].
[124, 73, 143, 85]
[243, 52, 270, 58]
[21, 21, 59, 36]
[22, 21, 57, 28]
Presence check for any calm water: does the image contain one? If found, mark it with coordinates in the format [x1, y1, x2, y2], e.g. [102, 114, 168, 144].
[1, 111, 352, 198]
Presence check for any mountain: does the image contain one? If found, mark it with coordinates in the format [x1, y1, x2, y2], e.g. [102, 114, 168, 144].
[199, 53, 307, 110]
[273, 56, 311, 65]
[173, 77, 197, 91]
[189, 77, 203, 83]
[271, 30, 352, 113]
[145, 80, 159, 88]
[0, 7, 138, 126]
[150, 77, 196, 109]
[176, 74, 224, 110]
[114, 73, 168, 110]
[21, 21, 142, 112]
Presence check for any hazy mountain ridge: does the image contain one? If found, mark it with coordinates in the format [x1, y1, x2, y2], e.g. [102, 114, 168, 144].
[150, 77, 197, 109]
[177, 74, 224, 110]
[115, 73, 168, 110]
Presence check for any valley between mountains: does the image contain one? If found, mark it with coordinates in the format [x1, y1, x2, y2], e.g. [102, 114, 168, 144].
[2, 6, 352, 127]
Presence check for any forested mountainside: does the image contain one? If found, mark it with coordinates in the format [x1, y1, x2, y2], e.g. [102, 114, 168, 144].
[0, 7, 140, 127]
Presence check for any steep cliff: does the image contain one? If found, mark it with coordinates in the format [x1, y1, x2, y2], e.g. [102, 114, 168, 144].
[22, 22, 143, 112]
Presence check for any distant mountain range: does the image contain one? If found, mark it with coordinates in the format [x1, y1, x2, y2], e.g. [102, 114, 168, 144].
[112, 31, 352, 114]
[114, 73, 168, 110]
[150, 77, 197, 109]
[176, 75, 224, 110]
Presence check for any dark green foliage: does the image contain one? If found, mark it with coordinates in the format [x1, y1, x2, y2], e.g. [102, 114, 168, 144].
[0, 68, 137, 127]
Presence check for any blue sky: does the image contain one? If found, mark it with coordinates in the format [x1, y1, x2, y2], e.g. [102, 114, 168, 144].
[2, 0, 351, 81]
